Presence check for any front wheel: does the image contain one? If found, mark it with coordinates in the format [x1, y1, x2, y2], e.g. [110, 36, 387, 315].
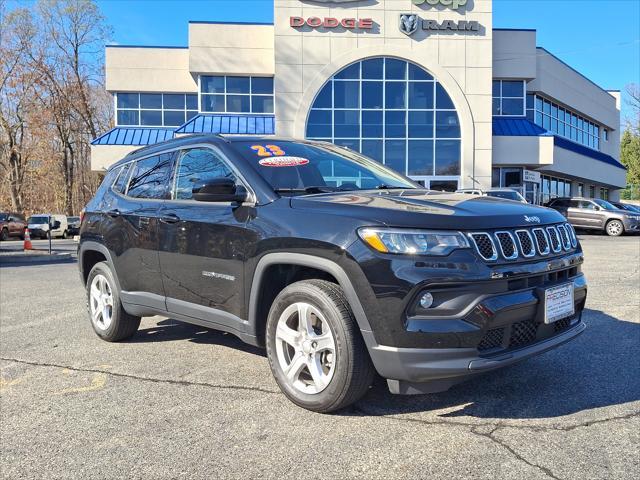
[0, 228, 8, 241]
[266, 279, 374, 413]
[86, 262, 141, 342]
[605, 219, 624, 237]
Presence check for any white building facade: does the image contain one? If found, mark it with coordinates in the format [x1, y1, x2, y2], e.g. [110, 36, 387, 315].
[91, 0, 626, 203]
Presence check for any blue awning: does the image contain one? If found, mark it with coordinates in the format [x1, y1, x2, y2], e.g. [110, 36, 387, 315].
[175, 114, 275, 135]
[493, 117, 626, 171]
[91, 127, 175, 146]
[493, 117, 550, 136]
[554, 136, 626, 170]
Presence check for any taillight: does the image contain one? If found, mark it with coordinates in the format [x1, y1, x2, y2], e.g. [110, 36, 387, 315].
[79, 209, 85, 223]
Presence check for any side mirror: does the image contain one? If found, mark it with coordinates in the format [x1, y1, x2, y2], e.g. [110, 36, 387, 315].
[192, 177, 249, 203]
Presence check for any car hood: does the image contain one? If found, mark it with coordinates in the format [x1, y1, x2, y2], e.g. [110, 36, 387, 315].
[290, 190, 565, 229]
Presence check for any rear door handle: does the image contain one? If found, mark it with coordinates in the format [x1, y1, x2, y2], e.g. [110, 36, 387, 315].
[107, 209, 121, 218]
[160, 213, 181, 224]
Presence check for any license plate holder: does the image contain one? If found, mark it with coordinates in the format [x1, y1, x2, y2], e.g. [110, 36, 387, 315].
[544, 283, 575, 324]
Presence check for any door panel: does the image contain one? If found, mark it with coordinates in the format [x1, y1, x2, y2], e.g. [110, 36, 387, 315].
[103, 153, 174, 298]
[157, 147, 255, 321]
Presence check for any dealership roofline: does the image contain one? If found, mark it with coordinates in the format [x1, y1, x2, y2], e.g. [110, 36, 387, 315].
[106, 44, 188, 49]
[536, 47, 616, 98]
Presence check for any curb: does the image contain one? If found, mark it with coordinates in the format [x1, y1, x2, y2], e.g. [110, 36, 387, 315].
[0, 252, 74, 265]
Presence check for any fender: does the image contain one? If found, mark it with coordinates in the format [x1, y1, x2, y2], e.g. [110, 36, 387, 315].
[247, 252, 373, 339]
[78, 241, 121, 291]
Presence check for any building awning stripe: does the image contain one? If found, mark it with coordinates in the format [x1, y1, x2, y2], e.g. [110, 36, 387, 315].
[91, 127, 176, 146]
[174, 114, 276, 135]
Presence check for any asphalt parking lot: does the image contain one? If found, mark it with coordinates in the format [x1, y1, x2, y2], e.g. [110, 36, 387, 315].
[1, 235, 639, 479]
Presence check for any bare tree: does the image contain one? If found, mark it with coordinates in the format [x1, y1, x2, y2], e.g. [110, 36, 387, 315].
[0, 5, 39, 212]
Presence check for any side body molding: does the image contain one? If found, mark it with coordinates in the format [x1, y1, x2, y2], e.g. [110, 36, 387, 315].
[247, 253, 373, 339]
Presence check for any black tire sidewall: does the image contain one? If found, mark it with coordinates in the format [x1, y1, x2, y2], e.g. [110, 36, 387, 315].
[266, 283, 354, 411]
[0, 228, 8, 241]
[86, 262, 126, 341]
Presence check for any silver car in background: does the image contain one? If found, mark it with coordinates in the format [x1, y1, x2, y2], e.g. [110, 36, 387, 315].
[547, 197, 640, 237]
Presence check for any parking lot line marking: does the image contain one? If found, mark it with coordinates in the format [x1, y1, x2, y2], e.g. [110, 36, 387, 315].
[53, 373, 106, 395]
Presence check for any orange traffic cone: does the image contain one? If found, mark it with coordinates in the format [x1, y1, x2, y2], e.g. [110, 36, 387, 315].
[23, 228, 33, 251]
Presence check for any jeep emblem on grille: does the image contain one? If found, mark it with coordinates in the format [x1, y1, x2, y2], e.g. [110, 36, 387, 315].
[524, 215, 541, 223]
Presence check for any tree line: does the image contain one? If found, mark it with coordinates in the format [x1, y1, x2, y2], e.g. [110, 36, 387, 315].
[0, 0, 111, 216]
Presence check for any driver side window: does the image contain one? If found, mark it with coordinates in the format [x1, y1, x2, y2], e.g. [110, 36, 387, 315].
[173, 148, 236, 200]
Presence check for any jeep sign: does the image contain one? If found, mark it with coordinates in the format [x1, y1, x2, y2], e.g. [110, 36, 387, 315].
[412, 0, 468, 10]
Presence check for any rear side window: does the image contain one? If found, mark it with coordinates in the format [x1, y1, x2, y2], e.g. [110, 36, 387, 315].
[172, 148, 236, 200]
[127, 153, 174, 199]
[112, 163, 132, 194]
[578, 201, 596, 210]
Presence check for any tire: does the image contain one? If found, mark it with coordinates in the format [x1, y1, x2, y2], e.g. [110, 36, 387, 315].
[266, 279, 374, 413]
[18, 229, 25, 241]
[62, 230, 69, 239]
[86, 261, 141, 342]
[0, 228, 8, 241]
[605, 219, 624, 237]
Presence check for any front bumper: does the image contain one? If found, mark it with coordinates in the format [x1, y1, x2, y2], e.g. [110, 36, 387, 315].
[361, 270, 587, 393]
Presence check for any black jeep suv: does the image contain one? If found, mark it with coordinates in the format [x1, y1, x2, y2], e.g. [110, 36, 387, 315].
[79, 135, 587, 412]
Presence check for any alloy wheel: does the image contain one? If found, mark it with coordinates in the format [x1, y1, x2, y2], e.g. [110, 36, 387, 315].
[89, 274, 114, 331]
[275, 302, 336, 394]
[607, 221, 623, 236]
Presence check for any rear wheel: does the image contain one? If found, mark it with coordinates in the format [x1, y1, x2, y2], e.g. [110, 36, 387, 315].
[266, 279, 374, 413]
[62, 230, 69, 239]
[0, 228, 8, 241]
[605, 219, 624, 237]
[86, 262, 141, 342]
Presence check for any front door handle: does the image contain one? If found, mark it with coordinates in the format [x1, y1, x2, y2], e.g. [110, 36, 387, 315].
[160, 213, 181, 224]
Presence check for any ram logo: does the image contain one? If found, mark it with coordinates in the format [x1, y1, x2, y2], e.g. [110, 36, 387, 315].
[399, 14, 419, 36]
[524, 215, 542, 224]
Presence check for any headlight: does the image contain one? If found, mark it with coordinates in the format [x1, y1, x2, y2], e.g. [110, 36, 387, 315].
[358, 228, 470, 255]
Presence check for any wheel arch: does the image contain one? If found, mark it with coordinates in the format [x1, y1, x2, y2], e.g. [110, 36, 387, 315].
[79, 241, 121, 291]
[247, 253, 373, 345]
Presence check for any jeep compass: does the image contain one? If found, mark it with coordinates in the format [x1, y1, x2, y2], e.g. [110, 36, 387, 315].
[78, 135, 587, 412]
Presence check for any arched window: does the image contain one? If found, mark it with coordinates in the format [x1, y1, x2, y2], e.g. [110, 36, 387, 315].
[306, 57, 461, 187]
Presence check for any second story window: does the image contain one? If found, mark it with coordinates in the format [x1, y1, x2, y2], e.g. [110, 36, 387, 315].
[116, 93, 198, 127]
[492, 80, 526, 116]
[200, 76, 274, 114]
[527, 95, 601, 150]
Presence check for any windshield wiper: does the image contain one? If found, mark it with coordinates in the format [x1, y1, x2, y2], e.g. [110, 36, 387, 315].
[274, 186, 337, 195]
[375, 184, 414, 190]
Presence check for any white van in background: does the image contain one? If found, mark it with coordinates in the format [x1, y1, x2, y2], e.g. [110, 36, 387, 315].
[27, 214, 69, 239]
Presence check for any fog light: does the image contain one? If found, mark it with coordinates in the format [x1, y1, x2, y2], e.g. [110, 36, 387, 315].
[419, 292, 434, 309]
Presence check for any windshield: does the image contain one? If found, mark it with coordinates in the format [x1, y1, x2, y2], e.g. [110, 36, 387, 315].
[231, 141, 417, 193]
[487, 191, 525, 201]
[593, 199, 618, 211]
[28, 216, 49, 224]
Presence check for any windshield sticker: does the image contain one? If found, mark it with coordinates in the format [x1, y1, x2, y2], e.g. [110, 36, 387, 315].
[258, 157, 310, 167]
[251, 145, 286, 157]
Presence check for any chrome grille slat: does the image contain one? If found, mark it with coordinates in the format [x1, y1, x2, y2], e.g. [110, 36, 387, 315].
[469, 233, 498, 261]
[556, 224, 571, 250]
[532, 228, 551, 255]
[515, 230, 536, 258]
[546, 226, 562, 253]
[495, 231, 518, 260]
[565, 223, 578, 248]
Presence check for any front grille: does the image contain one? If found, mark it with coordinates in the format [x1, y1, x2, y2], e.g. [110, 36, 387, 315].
[478, 327, 505, 351]
[566, 223, 578, 248]
[467, 224, 575, 262]
[494, 231, 518, 259]
[470, 233, 497, 261]
[554, 317, 572, 332]
[546, 227, 562, 253]
[532, 228, 550, 255]
[509, 319, 538, 348]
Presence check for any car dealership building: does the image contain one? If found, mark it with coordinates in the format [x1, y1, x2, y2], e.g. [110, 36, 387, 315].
[91, 0, 627, 203]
